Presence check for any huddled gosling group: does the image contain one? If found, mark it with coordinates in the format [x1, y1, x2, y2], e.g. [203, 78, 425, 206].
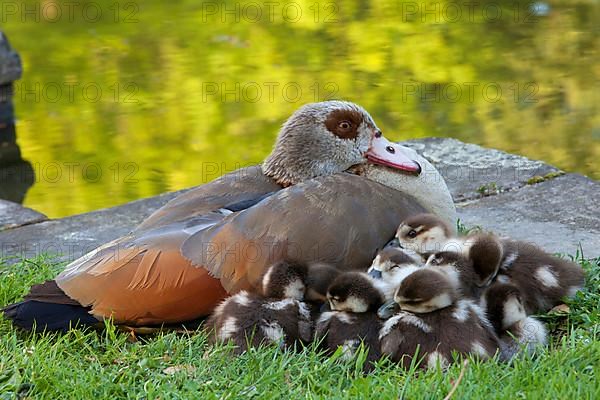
[206, 214, 585, 370]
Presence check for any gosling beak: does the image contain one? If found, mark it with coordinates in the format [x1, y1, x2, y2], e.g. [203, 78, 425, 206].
[377, 299, 399, 319]
[385, 237, 401, 248]
[319, 302, 331, 313]
[366, 134, 421, 175]
[368, 268, 383, 280]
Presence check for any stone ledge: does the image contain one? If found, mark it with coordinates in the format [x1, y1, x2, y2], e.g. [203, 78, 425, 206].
[457, 174, 599, 257]
[0, 200, 46, 231]
[0, 190, 186, 262]
[0, 139, 597, 262]
[403, 138, 559, 202]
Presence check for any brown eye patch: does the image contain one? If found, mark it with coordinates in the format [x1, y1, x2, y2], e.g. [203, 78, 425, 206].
[324, 109, 363, 139]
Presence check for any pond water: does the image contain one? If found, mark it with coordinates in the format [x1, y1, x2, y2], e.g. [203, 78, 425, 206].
[1, 0, 598, 217]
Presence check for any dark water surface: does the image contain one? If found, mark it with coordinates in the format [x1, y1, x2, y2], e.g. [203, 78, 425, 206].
[1, 0, 598, 217]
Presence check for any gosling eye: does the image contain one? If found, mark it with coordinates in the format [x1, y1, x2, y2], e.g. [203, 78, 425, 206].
[429, 258, 440, 266]
[407, 229, 418, 238]
[390, 264, 400, 270]
[338, 120, 352, 130]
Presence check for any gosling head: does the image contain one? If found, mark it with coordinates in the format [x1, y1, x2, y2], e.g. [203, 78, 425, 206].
[393, 269, 458, 314]
[326, 272, 384, 313]
[367, 246, 423, 285]
[377, 267, 459, 319]
[425, 233, 504, 291]
[396, 213, 455, 254]
[261, 260, 308, 300]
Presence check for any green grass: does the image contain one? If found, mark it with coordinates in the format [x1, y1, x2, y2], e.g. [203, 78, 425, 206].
[456, 219, 482, 236]
[1, 254, 599, 399]
[526, 171, 566, 185]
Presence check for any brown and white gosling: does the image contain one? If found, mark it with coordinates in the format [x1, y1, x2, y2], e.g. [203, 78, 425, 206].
[421, 249, 548, 359]
[205, 260, 317, 354]
[396, 213, 585, 315]
[375, 231, 505, 314]
[205, 291, 312, 354]
[377, 252, 504, 369]
[315, 272, 385, 371]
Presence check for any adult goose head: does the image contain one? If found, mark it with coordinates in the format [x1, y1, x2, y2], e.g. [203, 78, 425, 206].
[262, 101, 421, 186]
[5, 101, 456, 329]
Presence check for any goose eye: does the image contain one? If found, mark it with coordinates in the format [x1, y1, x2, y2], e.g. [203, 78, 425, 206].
[338, 120, 352, 130]
[407, 229, 418, 238]
[429, 258, 440, 266]
[390, 264, 400, 270]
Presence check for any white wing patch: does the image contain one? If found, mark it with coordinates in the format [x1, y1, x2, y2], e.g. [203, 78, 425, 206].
[471, 341, 490, 358]
[380, 315, 402, 339]
[535, 266, 559, 288]
[426, 351, 449, 369]
[219, 316, 238, 340]
[233, 291, 252, 307]
[283, 279, 306, 300]
[398, 311, 433, 333]
[260, 321, 285, 343]
[297, 302, 311, 320]
[452, 299, 471, 322]
[335, 312, 356, 325]
[340, 339, 359, 360]
[317, 311, 335, 326]
[263, 298, 296, 311]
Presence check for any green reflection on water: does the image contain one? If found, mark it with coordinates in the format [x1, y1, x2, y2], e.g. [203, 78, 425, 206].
[2, 0, 599, 217]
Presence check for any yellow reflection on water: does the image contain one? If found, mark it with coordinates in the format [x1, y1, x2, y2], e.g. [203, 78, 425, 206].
[2, 0, 598, 217]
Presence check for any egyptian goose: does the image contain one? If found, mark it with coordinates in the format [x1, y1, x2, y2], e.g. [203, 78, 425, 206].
[207, 259, 342, 353]
[3, 101, 456, 330]
[483, 282, 548, 359]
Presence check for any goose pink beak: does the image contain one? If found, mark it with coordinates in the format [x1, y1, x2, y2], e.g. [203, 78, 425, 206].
[366, 135, 422, 174]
